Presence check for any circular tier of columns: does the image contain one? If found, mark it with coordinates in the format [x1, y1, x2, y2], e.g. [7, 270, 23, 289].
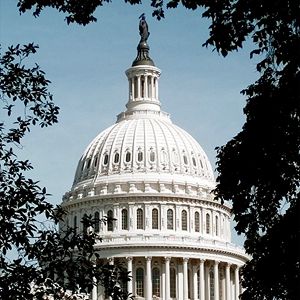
[94, 257, 241, 300]
[129, 75, 158, 101]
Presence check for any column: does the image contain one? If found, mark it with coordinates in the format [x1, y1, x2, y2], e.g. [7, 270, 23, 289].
[131, 78, 134, 99]
[155, 77, 158, 99]
[92, 267, 97, 300]
[162, 259, 166, 300]
[150, 76, 154, 99]
[127, 257, 133, 295]
[178, 262, 184, 299]
[221, 268, 226, 300]
[235, 266, 240, 300]
[192, 263, 198, 300]
[205, 264, 210, 300]
[165, 257, 170, 300]
[145, 75, 148, 98]
[137, 76, 141, 99]
[225, 263, 231, 300]
[183, 258, 189, 300]
[214, 261, 219, 300]
[146, 256, 152, 300]
[199, 259, 205, 300]
[108, 258, 114, 300]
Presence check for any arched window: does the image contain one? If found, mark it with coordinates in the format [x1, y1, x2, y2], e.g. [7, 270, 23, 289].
[215, 215, 219, 236]
[103, 153, 109, 165]
[121, 209, 128, 230]
[94, 156, 98, 167]
[161, 149, 168, 164]
[172, 150, 179, 164]
[107, 210, 113, 232]
[137, 208, 144, 229]
[182, 210, 188, 231]
[192, 156, 197, 166]
[137, 150, 143, 162]
[183, 154, 188, 165]
[150, 149, 155, 162]
[152, 268, 160, 297]
[199, 158, 204, 169]
[152, 208, 159, 229]
[206, 213, 211, 234]
[167, 209, 174, 230]
[86, 158, 91, 169]
[114, 152, 120, 164]
[125, 151, 131, 163]
[136, 268, 144, 297]
[195, 211, 200, 232]
[170, 268, 176, 298]
[94, 211, 100, 233]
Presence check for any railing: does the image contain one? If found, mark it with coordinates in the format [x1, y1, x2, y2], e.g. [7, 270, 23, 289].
[97, 233, 245, 253]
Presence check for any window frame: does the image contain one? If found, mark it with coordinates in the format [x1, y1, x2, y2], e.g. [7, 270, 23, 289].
[152, 208, 159, 229]
[136, 208, 144, 230]
[152, 267, 160, 297]
[195, 211, 200, 233]
[136, 267, 144, 297]
[182, 209, 188, 231]
[206, 213, 211, 234]
[121, 209, 128, 230]
[107, 210, 114, 232]
[167, 209, 174, 230]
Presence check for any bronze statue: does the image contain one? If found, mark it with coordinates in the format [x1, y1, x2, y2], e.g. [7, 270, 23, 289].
[139, 13, 150, 43]
[132, 14, 154, 66]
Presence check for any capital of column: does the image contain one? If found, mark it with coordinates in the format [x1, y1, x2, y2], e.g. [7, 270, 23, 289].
[146, 256, 152, 262]
[226, 262, 232, 269]
[108, 257, 114, 264]
[214, 260, 220, 266]
[126, 256, 133, 262]
[183, 257, 189, 263]
[164, 256, 171, 263]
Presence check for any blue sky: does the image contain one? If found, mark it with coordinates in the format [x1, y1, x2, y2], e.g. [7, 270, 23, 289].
[1, 1, 257, 245]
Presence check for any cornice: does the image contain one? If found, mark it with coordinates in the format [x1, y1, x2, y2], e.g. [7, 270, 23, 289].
[62, 193, 231, 214]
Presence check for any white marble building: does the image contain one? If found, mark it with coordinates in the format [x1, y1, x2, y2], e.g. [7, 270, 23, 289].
[61, 22, 248, 300]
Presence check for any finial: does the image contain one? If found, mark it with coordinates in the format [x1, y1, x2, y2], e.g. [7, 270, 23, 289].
[132, 14, 155, 67]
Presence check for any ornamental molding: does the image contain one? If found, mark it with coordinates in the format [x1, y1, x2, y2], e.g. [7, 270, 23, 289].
[62, 193, 231, 214]
[94, 244, 248, 264]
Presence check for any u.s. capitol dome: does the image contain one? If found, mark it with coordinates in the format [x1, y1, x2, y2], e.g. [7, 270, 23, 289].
[62, 19, 247, 300]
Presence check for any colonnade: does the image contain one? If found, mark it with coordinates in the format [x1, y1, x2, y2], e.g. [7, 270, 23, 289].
[129, 75, 158, 101]
[95, 256, 241, 300]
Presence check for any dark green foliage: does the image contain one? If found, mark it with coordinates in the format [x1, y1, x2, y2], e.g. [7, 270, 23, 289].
[12, 0, 300, 298]
[0, 44, 130, 299]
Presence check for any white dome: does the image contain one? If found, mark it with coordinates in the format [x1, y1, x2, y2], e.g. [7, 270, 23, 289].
[70, 63, 215, 198]
[73, 115, 214, 188]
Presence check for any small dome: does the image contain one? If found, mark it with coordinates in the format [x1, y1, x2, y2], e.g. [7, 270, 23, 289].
[73, 115, 214, 189]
